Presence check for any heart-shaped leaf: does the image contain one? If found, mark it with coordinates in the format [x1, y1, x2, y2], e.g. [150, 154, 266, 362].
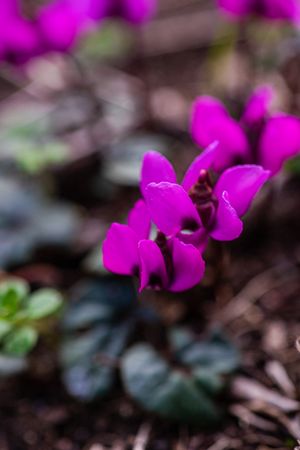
[62, 278, 136, 331]
[170, 327, 240, 375]
[61, 322, 131, 401]
[121, 343, 220, 425]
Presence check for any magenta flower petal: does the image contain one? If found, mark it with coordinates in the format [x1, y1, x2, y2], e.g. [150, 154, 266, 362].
[218, 0, 300, 22]
[128, 199, 151, 240]
[191, 96, 250, 172]
[181, 142, 219, 192]
[210, 192, 243, 241]
[259, 115, 300, 175]
[214, 165, 270, 217]
[168, 238, 205, 292]
[138, 240, 168, 291]
[4, 19, 40, 63]
[37, 1, 86, 52]
[85, 0, 109, 20]
[217, 0, 254, 17]
[38, 0, 94, 52]
[262, 0, 300, 21]
[102, 223, 139, 275]
[191, 96, 228, 145]
[118, 0, 157, 24]
[90, 0, 156, 23]
[145, 182, 201, 236]
[242, 85, 273, 127]
[177, 229, 208, 253]
[0, 0, 40, 64]
[140, 151, 177, 198]
[0, 0, 19, 16]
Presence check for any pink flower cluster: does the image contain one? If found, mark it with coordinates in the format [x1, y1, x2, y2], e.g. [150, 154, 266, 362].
[0, 0, 156, 64]
[103, 142, 269, 292]
[102, 85, 300, 293]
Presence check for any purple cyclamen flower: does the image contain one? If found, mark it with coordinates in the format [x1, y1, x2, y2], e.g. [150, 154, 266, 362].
[37, 0, 156, 55]
[0, 0, 40, 64]
[191, 86, 300, 176]
[88, 0, 157, 24]
[103, 199, 205, 292]
[36, 0, 93, 53]
[0, 0, 156, 65]
[0, 0, 89, 62]
[142, 144, 270, 243]
[217, 0, 300, 23]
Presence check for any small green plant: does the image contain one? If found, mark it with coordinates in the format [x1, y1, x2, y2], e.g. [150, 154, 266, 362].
[0, 278, 63, 364]
[60, 278, 239, 425]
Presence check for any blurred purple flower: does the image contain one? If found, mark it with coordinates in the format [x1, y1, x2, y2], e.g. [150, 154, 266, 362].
[0, 0, 40, 64]
[103, 199, 205, 292]
[38, 0, 157, 52]
[191, 86, 300, 175]
[142, 145, 270, 242]
[88, 0, 157, 24]
[0, 0, 156, 65]
[217, 0, 300, 23]
[36, 0, 92, 53]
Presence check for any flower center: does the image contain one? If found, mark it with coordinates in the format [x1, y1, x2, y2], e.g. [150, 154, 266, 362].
[189, 170, 218, 230]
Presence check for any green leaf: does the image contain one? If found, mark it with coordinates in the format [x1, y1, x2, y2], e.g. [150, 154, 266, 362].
[16, 141, 68, 175]
[121, 344, 220, 425]
[0, 320, 12, 341]
[60, 328, 110, 367]
[192, 367, 224, 395]
[0, 279, 29, 317]
[61, 323, 131, 401]
[60, 278, 136, 401]
[62, 302, 114, 331]
[169, 327, 240, 375]
[26, 288, 63, 320]
[62, 279, 136, 331]
[0, 279, 29, 300]
[3, 326, 38, 356]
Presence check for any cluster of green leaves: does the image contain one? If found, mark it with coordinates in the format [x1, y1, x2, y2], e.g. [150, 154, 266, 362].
[0, 278, 63, 361]
[61, 278, 239, 426]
